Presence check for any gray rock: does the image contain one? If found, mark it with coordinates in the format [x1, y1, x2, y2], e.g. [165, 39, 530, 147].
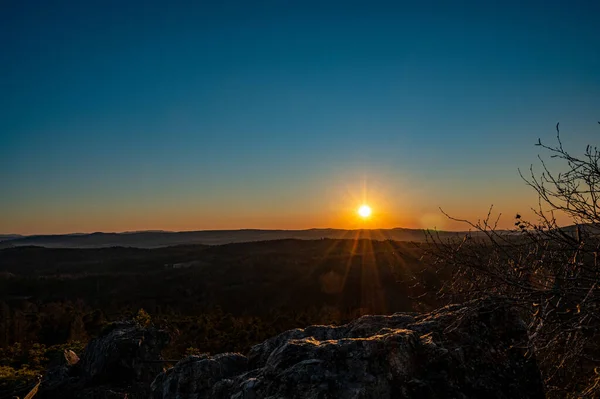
[151, 299, 545, 398]
[38, 321, 170, 399]
[150, 353, 248, 399]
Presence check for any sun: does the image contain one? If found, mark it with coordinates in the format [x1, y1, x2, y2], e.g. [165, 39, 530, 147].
[358, 204, 372, 218]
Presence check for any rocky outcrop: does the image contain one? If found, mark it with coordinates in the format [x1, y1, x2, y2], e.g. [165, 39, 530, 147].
[151, 299, 545, 399]
[38, 321, 170, 399]
[35, 300, 544, 398]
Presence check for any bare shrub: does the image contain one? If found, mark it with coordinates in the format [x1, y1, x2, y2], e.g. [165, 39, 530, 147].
[426, 123, 600, 397]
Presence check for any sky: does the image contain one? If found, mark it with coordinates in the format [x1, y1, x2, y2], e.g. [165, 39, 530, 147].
[2, 0, 599, 235]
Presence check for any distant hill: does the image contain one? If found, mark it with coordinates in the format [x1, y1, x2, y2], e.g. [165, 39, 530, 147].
[0, 228, 466, 249]
[0, 234, 23, 242]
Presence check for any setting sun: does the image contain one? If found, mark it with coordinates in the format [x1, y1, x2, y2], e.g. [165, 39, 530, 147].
[358, 205, 372, 218]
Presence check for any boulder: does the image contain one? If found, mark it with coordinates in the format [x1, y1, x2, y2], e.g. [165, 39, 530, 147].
[151, 299, 544, 398]
[38, 321, 170, 399]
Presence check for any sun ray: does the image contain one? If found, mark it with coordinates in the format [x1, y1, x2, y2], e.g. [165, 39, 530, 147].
[360, 231, 387, 315]
[336, 229, 363, 310]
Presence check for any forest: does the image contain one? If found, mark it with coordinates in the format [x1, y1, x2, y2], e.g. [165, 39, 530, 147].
[0, 238, 443, 394]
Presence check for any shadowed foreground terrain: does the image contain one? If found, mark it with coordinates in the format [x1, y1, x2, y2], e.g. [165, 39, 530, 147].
[36, 299, 544, 399]
[0, 239, 449, 396]
[0, 238, 553, 398]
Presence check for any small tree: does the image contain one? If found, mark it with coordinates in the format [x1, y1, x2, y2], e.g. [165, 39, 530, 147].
[134, 308, 152, 328]
[427, 123, 600, 398]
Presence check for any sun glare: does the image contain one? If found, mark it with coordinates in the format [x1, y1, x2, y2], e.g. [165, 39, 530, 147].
[358, 205, 372, 218]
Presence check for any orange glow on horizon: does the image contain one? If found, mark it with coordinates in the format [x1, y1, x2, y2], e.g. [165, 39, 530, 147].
[1, 169, 564, 235]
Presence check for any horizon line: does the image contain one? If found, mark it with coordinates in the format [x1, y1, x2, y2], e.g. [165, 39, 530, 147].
[0, 226, 475, 237]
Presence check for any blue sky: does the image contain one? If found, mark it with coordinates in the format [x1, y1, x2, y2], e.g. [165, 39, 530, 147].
[2, 0, 599, 234]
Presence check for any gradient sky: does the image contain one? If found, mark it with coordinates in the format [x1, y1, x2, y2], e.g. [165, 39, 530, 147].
[2, 0, 599, 234]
